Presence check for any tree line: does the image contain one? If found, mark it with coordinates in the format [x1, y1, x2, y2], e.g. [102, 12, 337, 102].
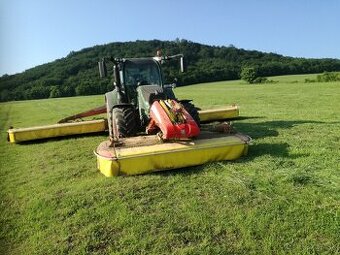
[1, 39, 340, 102]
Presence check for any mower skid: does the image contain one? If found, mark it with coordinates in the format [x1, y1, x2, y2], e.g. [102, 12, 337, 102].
[95, 131, 250, 177]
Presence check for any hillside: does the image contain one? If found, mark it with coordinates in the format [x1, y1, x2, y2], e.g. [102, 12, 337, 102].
[1, 39, 340, 102]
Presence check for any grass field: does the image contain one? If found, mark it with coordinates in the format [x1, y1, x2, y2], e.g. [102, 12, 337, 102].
[1, 74, 339, 254]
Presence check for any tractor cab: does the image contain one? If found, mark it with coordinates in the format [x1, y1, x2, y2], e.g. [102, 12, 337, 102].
[123, 59, 162, 87]
[120, 59, 166, 112]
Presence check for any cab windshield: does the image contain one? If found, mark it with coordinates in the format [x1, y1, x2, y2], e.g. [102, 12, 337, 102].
[124, 60, 161, 86]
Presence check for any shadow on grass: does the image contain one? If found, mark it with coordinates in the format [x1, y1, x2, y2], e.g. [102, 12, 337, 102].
[151, 142, 302, 177]
[152, 119, 326, 177]
[200, 116, 265, 124]
[150, 163, 208, 177]
[233, 120, 326, 139]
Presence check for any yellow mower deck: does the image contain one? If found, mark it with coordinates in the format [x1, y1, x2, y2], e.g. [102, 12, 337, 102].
[199, 105, 239, 122]
[7, 119, 106, 143]
[95, 131, 250, 177]
[7, 105, 239, 143]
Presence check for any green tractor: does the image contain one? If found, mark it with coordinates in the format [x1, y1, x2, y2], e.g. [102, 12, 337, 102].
[7, 53, 249, 177]
[98, 54, 200, 141]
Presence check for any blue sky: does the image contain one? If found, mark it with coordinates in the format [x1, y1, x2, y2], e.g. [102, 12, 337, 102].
[1, 0, 339, 76]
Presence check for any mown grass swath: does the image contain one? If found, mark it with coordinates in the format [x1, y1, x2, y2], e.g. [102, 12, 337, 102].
[0, 74, 339, 254]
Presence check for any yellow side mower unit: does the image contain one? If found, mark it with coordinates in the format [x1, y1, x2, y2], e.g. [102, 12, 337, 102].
[7, 119, 107, 143]
[7, 105, 239, 143]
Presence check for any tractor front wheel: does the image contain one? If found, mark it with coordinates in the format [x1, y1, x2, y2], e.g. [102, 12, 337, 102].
[112, 107, 137, 138]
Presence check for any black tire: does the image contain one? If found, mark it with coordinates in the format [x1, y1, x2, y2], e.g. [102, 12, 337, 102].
[181, 102, 200, 127]
[112, 107, 137, 138]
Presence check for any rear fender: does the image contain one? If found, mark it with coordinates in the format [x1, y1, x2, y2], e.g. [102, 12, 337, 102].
[163, 87, 176, 100]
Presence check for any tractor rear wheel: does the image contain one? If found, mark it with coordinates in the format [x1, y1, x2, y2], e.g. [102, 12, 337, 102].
[112, 107, 137, 138]
[181, 102, 200, 127]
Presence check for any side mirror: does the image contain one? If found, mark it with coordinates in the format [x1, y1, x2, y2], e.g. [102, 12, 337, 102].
[163, 78, 178, 89]
[180, 57, 185, 73]
[172, 78, 178, 88]
[98, 60, 107, 78]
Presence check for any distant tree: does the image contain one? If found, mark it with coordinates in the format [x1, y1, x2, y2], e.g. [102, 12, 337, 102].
[240, 67, 258, 84]
[49, 86, 62, 98]
[316, 72, 340, 82]
[28, 85, 50, 99]
[0, 89, 10, 101]
[62, 85, 75, 97]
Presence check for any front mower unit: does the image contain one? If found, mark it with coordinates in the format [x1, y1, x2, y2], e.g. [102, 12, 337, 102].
[95, 131, 251, 177]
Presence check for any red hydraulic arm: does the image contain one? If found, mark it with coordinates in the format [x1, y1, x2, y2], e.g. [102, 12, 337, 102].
[58, 105, 106, 123]
[147, 100, 200, 140]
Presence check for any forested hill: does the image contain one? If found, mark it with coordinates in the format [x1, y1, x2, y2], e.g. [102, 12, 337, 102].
[1, 39, 340, 102]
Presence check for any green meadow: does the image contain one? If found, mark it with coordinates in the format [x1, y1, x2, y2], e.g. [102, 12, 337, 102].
[0, 74, 339, 254]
